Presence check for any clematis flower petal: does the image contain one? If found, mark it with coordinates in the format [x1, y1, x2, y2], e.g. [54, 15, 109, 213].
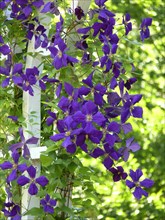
[28, 183, 38, 195]
[140, 179, 154, 188]
[8, 169, 17, 182]
[35, 176, 49, 186]
[0, 161, 13, 170]
[17, 176, 30, 186]
[126, 180, 135, 189]
[133, 187, 148, 200]
[27, 165, 36, 179]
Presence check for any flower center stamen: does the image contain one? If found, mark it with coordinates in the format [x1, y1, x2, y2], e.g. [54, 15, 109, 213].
[86, 114, 93, 122]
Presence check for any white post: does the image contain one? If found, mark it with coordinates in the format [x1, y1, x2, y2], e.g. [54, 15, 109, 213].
[21, 6, 51, 220]
[22, 0, 91, 218]
[58, 0, 91, 212]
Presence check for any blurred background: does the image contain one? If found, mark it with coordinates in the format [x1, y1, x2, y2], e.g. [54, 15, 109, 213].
[72, 0, 165, 219]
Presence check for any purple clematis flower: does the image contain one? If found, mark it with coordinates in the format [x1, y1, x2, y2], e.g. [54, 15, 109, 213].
[109, 166, 127, 182]
[48, 37, 78, 70]
[73, 100, 106, 134]
[21, 66, 46, 95]
[112, 62, 124, 78]
[8, 115, 18, 122]
[2, 202, 21, 220]
[27, 23, 48, 49]
[0, 62, 23, 88]
[50, 116, 82, 153]
[57, 83, 79, 115]
[79, 72, 106, 106]
[9, 127, 38, 159]
[40, 194, 57, 214]
[124, 77, 137, 90]
[126, 169, 154, 200]
[10, 0, 44, 20]
[122, 13, 132, 35]
[95, 0, 107, 7]
[121, 122, 132, 134]
[17, 165, 49, 195]
[121, 94, 143, 123]
[118, 137, 141, 161]
[90, 145, 120, 170]
[0, 151, 27, 182]
[0, 44, 11, 55]
[21, 67, 37, 95]
[75, 6, 85, 20]
[46, 110, 57, 126]
[140, 18, 152, 41]
[76, 129, 103, 151]
[0, 2, 6, 10]
[81, 52, 92, 65]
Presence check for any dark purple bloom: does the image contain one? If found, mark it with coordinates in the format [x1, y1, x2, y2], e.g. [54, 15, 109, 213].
[121, 94, 143, 123]
[21, 67, 37, 95]
[76, 129, 103, 150]
[57, 83, 79, 114]
[75, 6, 85, 20]
[109, 166, 127, 182]
[0, 44, 11, 55]
[90, 145, 120, 170]
[121, 123, 132, 134]
[46, 110, 57, 126]
[119, 137, 141, 161]
[126, 169, 154, 200]
[0, 151, 27, 182]
[50, 116, 82, 151]
[123, 13, 132, 35]
[140, 18, 152, 41]
[75, 34, 88, 51]
[17, 165, 49, 195]
[55, 15, 64, 35]
[124, 77, 137, 90]
[95, 0, 107, 7]
[21, 66, 46, 95]
[40, 194, 57, 214]
[8, 115, 18, 122]
[73, 100, 106, 134]
[2, 202, 21, 220]
[77, 27, 91, 35]
[49, 38, 78, 70]
[100, 55, 112, 72]
[0, 2, 6, 10]
[81, 52, 92, 65]
[110, 77, 117, 89]
[10, 0, 44, 20]
[107, 121, 121, 134]
[79, 72, 106, 106]
[112, 62, 123, 78]
[9, 127, 38, 159]
[0, 35, 4, 43]
[27, 24, 48, 49]
[0, 62, 23, 88]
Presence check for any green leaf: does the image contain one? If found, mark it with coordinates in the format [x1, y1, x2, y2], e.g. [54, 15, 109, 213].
[23, 207, 44, 216]
[41, 154, 53, 167]
[68, 162, 77, 173]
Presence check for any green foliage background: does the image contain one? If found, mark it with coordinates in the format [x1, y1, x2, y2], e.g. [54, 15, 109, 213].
[72, 0, 164, 219]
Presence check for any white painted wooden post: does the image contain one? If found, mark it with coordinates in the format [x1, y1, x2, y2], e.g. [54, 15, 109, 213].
[58, 0, 91, 212]
[21, 5, 51, 220]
